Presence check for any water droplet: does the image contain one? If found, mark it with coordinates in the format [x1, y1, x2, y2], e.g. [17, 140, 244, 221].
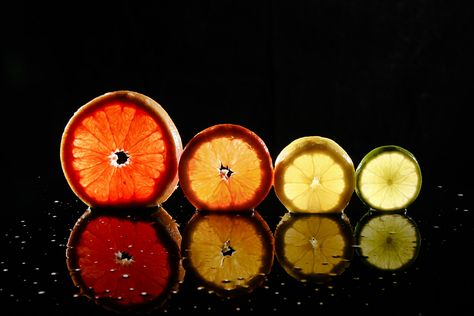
[222, 279, 231, 284]
[117, 296, 122, 300]
[235, 307, 240, 311]
[129, 287, 135, 291]
[197, 286, 205, 291]
[275, 291, 279, 295]
[3, 268, 8, 272]
[140, 292, 148, 296]
[50, 272, 57, 276]
[122, 274, 129, 279]
[38, 291, 46, 295]
[73, 293, 80, 298]
[296, 301, 301, 305]
[457, 193, 463, 197]
[105, 289, 110, 293]
[109, 268, 116, 272]
[433, 225, 440, 229]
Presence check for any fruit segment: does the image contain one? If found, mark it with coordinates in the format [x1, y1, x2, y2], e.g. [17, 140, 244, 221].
[66, 207, 183, 312]
[179, 124, 273, 211]
[182, 211, 274, 296]
[61, 91, 182, 207]
[274, 136, 355, 213]
[355, 212, 420, 271]
[275, 213, 353, 282]
[355, 145, 422, 211]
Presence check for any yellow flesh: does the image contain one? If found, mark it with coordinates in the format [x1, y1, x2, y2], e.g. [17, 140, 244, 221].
[188, 216, 265, 290]
[282, 152, 348, 212]
[358, 152, 420, 210]
[358, 214, 418, 270]
[283, 217, 346, 275]
[187, 137, 262, 208]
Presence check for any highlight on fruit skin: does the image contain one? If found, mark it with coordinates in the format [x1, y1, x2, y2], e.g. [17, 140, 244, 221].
[182, 211, 274, 296]
[66, 207, 184, 312]
[354, 211, 421, 271]
[355, 145, 422, 211]
[274, 212, 354, 283]
[178, 124, 274, 211]
[273, 136, 355, 213]
[61, 90, 183, 208]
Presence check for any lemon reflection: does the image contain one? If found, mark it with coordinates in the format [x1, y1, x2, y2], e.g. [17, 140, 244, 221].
[66, 207, 184, 312]
[182, 211, 274, 296]
[354, 211, 421, 271]
[275, 213, 354, 283]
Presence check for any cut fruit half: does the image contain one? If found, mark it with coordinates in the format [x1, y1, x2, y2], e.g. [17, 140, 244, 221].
[66, 207, 183, 312]
[274, 136, 355, 213]
[355, 212, 421, 271]
[178, 124, 273, 211]
[275, 213, 353, 283]
[61, 90, 182, 207]
[355, 145, 422, 211]
[182, 211, 274, 296]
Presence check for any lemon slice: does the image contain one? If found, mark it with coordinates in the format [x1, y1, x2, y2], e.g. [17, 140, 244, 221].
[355, 212, 421, 271]
[355, 145, 422, 211]
[275, 213, 353, 282]
[274, 136, 355, 213]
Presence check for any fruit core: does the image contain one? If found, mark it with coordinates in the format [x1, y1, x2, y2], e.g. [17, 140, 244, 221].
[109, 149, 130, 167]
[115, 250, 134, 265]
[219, 163, 234, 180]
[221, 239, 235, 256]
[309, 236, 318, 248]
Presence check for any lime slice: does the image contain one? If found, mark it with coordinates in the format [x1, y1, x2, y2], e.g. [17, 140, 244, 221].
[355, 145, 422, 211]
[275, 213, 353, 282]
[274, 136, 355, 213]
[355, 212, 421, 271]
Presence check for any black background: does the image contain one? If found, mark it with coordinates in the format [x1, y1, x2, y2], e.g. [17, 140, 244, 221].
[2, 1, 473, 315]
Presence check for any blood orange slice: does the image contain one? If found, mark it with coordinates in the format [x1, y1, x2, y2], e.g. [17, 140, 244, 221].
[178, 124, 273, 211]
[66, 207, 183, 312]
[61, 91, 182, 207]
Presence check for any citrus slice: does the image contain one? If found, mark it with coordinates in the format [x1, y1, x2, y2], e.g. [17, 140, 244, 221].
[178, 124, 273, 211]
[275, 213, 353, 283]
[182, 211, 274, 296]
[354, 212, 421, 271]
[355, 145, 422, 211]
[66, 207, 183, 312]
[274, 136, 355, 213]
[61, 90, 182, 207]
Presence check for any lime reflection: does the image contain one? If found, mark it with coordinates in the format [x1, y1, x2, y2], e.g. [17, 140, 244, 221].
[354, 210, 421, 271]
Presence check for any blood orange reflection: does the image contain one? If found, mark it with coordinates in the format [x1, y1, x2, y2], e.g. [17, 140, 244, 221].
[182, 211, 274, 296]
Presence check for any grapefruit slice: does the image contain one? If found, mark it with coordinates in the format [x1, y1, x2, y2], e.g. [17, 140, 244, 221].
[275, 213, 354, 283]
[182, 211, 274, 296]
[274, 136, 355, 213]
[66, 207, 183, 312]
[355, 145, 422, 211]
[61, 91, 182, 207]
[178, 124, 273, 211]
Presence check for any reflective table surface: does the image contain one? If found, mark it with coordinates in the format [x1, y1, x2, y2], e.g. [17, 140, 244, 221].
[1, 178, 472, 315]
